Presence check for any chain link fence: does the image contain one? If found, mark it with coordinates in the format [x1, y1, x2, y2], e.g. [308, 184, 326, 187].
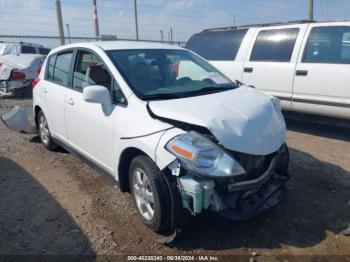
[0, 35, 186, 125]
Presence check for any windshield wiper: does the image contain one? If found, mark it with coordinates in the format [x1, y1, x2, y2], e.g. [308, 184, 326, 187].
[142, 93, 185, 101]
[142, 84, 237, 101]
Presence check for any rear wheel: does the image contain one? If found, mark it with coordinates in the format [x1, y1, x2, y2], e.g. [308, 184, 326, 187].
[38, 111, 57, 150]
[129, 155, 174, 233]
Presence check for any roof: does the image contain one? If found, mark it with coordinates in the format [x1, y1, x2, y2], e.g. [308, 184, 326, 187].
[201, 20, 350, 32]
[51, 40, 184, 53]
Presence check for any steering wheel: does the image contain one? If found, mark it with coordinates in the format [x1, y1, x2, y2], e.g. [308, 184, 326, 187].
[175, 77, 191, 86]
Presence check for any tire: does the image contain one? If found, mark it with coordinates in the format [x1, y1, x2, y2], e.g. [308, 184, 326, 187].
[37, 111, 57, 150]
[275, 143, 290, 178]
[129, 155, 174, 233]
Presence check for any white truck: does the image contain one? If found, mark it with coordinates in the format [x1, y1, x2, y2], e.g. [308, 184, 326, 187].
[186, 20, 350, 120]
[0, 43, 50, 94]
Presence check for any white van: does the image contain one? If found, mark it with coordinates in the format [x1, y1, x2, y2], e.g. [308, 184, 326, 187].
[186, 20, 350, 120]
[1, 41, 289, 235]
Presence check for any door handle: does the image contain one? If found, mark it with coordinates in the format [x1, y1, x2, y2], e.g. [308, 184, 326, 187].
[244, 67, 253, 73]
[42, 88, 47, 93]
[296, 70, 308, 76]
[67, 97, 74, 105]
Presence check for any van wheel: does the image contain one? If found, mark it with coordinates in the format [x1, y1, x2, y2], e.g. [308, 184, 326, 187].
[129, 155, 173, 233]
[38, 111, 57, 150]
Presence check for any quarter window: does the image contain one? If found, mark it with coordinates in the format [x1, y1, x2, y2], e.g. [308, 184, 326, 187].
[303, 26, 350, 64]
[45, 55, 56, 81]
[73, 51, 112, 91]
[52, 52, 73, 86]
[250, 28, 299, 62]
[186, 29, 248, 61]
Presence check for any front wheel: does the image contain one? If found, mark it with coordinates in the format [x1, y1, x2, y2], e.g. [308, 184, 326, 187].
[129, 155, 174, 233]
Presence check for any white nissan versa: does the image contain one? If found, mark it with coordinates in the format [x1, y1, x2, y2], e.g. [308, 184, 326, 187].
[1, 41, 290, 234]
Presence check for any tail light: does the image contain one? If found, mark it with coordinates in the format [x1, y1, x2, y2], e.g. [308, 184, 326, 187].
[37, 67, 41, 75]
[32, 79, 40, 89]
[10, 70, 26, 80]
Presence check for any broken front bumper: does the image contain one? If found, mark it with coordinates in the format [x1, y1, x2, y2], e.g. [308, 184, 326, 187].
[177, 151, 289, 220]
[218, 174, 287, 220]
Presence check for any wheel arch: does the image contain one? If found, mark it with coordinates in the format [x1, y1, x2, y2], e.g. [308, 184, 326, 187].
[118, 147, 148, 192]
[34, 105, 42, 129]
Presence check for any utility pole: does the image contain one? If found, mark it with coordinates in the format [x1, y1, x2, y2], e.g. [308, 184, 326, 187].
[134, 0, 139, 40]
[66, 24, 71, 44]
[308, 0, 314, 21]
[55, 0, 65, 45]
[93, 0, 100, 39]
[160, 30, 164, 42]
[170, 28, 173, 44]
[233, 15, 236, 26]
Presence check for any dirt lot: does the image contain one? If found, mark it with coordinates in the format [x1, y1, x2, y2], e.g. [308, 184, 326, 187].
[0, 107, 350, 259]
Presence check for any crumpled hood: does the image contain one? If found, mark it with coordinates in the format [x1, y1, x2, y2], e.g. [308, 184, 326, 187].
[149, 86, 286, 155]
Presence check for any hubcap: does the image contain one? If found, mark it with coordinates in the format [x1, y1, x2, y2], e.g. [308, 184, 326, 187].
[132, 168, 155, 221]
[39, 115, 50, 145]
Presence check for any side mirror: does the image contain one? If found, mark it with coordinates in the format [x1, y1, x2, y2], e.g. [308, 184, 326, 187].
[83, 85, 112, 104]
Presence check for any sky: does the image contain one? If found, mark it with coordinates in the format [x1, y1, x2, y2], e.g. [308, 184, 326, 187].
[1, 0, 350, 47]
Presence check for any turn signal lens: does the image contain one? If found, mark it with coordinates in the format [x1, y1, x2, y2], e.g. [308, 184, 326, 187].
[171, 145, 193, 160]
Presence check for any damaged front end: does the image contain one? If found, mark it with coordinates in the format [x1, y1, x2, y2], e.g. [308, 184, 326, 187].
[165, 132, 289, 221]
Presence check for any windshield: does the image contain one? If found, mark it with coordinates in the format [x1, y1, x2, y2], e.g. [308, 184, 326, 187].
[107, 49, 236, 100]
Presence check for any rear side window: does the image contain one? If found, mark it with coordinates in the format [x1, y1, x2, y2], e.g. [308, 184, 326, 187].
[186, 29, 248, 61]
[303, 26, 350, 64]
[51, 52, 73, 86]
[21, 45, 37, 54]
[250, 28, 299, 62]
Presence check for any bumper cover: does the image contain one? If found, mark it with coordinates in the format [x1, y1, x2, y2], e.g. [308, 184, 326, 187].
[218, 174, 287, 221]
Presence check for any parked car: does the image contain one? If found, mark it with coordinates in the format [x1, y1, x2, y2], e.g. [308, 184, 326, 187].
[186, 20, 350, 120]
[0, 42, 50, 94]
[1, 41, 289, 234]
[0, 42, 51, 56]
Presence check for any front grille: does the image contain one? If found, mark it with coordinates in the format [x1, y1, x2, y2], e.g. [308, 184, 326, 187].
[227, 150, 276, 181]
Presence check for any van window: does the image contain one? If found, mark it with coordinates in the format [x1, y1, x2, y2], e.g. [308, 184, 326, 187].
[39, 47, 51, 55]
[52, 52, 73, 86]
[186, 29, 248, 61]
[303, 26, 350, 64]
[250, 28, 299, 62]
[21, 45, 37, 54]
[73, 51, 112, 91]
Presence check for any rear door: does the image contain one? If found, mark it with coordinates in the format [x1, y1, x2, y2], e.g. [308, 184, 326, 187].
[43, 51, 73, 142]
[292, 23, 350, 119]
[64, 49, 121, 172]
[242, 24, 309, 110]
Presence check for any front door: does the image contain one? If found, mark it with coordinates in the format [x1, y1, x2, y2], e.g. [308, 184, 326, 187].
[64, 50, 118, 172]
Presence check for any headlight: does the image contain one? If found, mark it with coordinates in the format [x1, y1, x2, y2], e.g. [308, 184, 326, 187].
[165, 131, 245, 178]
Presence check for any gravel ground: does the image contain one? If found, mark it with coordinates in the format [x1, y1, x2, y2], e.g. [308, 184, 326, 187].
[0, 103, 350, 259]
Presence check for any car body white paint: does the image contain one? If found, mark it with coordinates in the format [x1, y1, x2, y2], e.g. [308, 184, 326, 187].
[28, 41, 286, 183]
[188, 21, 350, 120]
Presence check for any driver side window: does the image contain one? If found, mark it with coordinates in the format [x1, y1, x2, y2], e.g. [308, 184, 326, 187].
[73, 51, 112, 91]
[73, 50, 126, 105]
